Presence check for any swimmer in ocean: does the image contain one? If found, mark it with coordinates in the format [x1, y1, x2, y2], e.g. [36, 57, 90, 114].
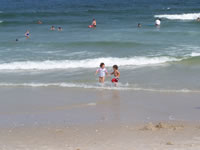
[25, 30, 30, 39]
[58, 27, 63, 31]
[51, 26, 55, 31]
[37, 20, 42, 24]
[197, 17, 200, 22]
[138, 23, 142, 28]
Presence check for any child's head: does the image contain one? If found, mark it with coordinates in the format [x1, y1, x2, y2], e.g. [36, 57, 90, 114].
[113, 65, 118, 70]
[100, 63, 105, 68]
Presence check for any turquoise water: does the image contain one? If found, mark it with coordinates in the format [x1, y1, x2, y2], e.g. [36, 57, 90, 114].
[0, 0, 200, 91]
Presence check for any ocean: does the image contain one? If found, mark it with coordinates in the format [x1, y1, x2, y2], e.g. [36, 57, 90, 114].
[0, 0, 200, 92]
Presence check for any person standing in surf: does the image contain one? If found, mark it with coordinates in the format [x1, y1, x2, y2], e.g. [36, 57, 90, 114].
[111, 65, 120, 86]
[96, 63, 108, 83]
[155, 18, 161, 26]
[88, 18, 96, 28]
[92, 18, 96, 27]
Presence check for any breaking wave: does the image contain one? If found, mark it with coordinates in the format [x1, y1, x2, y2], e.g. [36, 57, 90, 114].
[0, 56, 180, 70]
[155, 13, 200, 20]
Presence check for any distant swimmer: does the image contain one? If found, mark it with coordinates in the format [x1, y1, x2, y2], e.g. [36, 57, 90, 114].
[88, 18, 96, 28]
[25, 30, 30, 39]
[37, 20, 42, 24]
[138, 23, 142, 28]
[110, 65, 120, 86]
[50, 26, 55, 31]
[58, 27, 63, 31]
[197, 17, 200, 22]
[16, 38, 18, 42]
[95, 63, 108, 83]
[155, 18, 161, 26]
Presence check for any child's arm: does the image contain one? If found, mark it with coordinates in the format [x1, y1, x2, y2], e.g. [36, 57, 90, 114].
[106, 69, 109, 76]
[116, 71, 120, 78]
[95, 69, 99, 75]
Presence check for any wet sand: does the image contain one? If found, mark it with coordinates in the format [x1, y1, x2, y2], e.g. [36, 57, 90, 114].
[0, 87, 200, 149]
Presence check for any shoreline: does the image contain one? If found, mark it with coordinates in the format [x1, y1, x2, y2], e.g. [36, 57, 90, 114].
[0, 87, 200, 127]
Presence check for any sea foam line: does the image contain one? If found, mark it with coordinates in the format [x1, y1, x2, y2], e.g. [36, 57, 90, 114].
[0, 82, 199, 93]
[0, 56, 180, 70]
[155, 13, 200, 20]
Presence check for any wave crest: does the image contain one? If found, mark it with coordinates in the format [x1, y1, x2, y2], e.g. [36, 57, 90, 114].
[0, 57, 179, 70]
[155, 13, 200, 20]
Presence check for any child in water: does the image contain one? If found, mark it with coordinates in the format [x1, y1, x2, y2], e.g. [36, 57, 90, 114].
[96, 63, 108, 83]
[111, 65, 120, 86]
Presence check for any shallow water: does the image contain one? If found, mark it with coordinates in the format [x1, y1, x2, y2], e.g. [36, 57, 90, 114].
[0, 0, 200, 91]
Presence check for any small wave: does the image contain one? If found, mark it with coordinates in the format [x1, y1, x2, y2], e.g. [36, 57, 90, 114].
[190, 52, 200, 57]
[155, 13, 200, 20]
[0, 82, 199, 93]
[0, 57, 179, 70]
[0, 21, 3, 23]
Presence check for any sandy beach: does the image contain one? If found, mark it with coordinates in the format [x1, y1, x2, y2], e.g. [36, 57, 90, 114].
[0, 87, 200, 149]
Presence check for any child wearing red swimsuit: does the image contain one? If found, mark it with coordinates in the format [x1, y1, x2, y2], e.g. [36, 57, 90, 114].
[110, 65, 120, 86]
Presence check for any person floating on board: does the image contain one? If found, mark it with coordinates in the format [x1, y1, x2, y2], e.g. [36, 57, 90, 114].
[25, 30, 30, 39]
[110, 65, 120, 86]
[96, 63, 108, 83]
[88, 18, 96, 28]
[155, 18, 161, 26]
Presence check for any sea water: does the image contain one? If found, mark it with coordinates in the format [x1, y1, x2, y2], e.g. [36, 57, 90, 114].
[0, 0, 200, 92]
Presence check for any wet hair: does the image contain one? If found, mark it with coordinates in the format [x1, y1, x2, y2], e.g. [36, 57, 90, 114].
[113, 65, 118, 70]
[100, 63, 105, 67]
[93, 18, 96, 21]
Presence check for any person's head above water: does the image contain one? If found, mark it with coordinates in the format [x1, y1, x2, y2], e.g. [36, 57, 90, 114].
[100, 63, 105, 68]
[58, 27, 62, 31]
[138, 23, 142, 28]
[113, 65, 118, 70]
[37, 20, 42, 24]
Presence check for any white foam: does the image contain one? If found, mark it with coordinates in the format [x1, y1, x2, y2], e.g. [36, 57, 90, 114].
[190, 52, 200, 57]
[0, 21, 3, 23]
[0, 82, 198, 93]
[155, 13, 200, 20]
[0, 57, 180, 70]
